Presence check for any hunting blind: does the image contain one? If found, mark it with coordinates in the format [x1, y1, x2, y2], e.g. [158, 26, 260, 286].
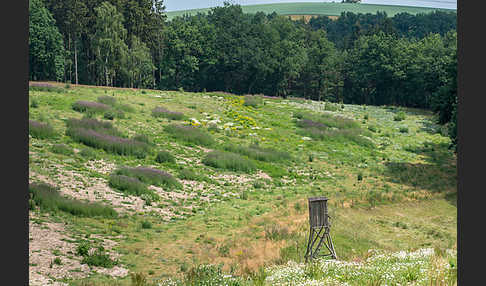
[304, 196, 337, 262]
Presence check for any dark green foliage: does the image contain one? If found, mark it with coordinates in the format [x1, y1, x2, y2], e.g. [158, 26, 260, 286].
[183, 264, 240, 286]
[29, 182, 117, 218]
[53, 257, 62, 265]
[141, 220, 152, 229]
[29, 0, 65, 81]
[76, 241, 90, 257]
[81, 246, 117, 268]
[164, 124, 214, 147]
[202, 151, 256, 173]
[243, 95, 263, 107]
[357, 173, 363, 181]
[114, 167, 181, 189]
[155, 150, 175, 163]
[223, 144, 291, 162]
[399, 127, 409, 133]
[50, 143, 73, 155]
[152, 107, 185, 120]
[29, 120, 56, 139]
[30, 98, 39, 108]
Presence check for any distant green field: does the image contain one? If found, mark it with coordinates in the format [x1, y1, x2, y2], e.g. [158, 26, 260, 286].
[165, 2, 455, 20]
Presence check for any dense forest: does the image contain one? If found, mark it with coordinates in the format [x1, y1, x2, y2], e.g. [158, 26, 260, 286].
[29, 0, 457, 148]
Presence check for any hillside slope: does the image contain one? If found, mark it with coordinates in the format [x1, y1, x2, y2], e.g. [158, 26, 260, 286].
[28, 82, 456, 285]
[165, 2, 454, 20]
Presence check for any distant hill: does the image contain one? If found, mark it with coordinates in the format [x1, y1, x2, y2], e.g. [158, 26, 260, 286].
[165, 2, 455, 20]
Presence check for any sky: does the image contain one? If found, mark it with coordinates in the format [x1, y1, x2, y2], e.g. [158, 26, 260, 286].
[163, 0, 457, 12]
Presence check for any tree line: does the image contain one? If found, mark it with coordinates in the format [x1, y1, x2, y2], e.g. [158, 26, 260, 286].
[29, 1, 457, 147]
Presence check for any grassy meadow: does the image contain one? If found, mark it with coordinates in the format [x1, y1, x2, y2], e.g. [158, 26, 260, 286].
[28, 82, 456, 285]
[165, 2, 454, 20]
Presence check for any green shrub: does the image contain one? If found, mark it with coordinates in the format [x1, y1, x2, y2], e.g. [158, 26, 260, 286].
[29, 182, 117, 218]
[103, 111, 115, 120]
[29, 120, 56, 139]
[81, 247, 117, 268]
[53, 257, 62, 265]
[118, 104, 135, 113]
[30, 98, 39, 108]
[324, 102, 339, 111]
[202, 151, 256, 173]
[155, 150, 175, 163]
[50, 144, 74, 156]
[368, 125, 378, 133]
[132, 133, 152, 145]
[399, 127, 409, 133]
[141, 220, 152, 229]
[114, 167, 181, 189]
[164, 124, 214, 147]
[394, 111, 406, 121]
[243, 95, 263, 107]
[223, 144, 291, 162]
[76, 241, 91, 257]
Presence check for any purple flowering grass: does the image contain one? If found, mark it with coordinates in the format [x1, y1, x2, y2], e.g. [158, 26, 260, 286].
[152, 107, 185, 120]
[72, 100, 111, 113]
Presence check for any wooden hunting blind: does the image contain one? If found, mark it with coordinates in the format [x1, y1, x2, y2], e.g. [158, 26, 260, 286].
[305, 196, 337, 262]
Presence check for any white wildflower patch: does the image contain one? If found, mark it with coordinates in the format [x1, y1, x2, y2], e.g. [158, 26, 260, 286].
[301, 136, 312, 141]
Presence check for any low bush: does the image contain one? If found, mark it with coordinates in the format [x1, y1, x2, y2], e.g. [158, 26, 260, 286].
[50, 144, 74, 156]
[399, 127, 409, 133]
[155, 150, 175, 163]
[30, 98, 39, 108]
[324, 102, 340, 111]
[152, 107, 185, 120]
[81, 246, 117, 268]
[118, 104, 135, 113]
[164, 124, 214, 147]
[394, 111, 406, 121]
[202, 151, 256, 173]
[29, 120, 56, 139]
[141, 220, 152, 229]
[72, 100, 110, 114]
[29, 182, 117, 218]
[66, 127, 150, 158]
[224, 143, 291, 162]
[178, 169, 199, 181]
[114, 167, 181, 189]
[97, 95, 117, 106]
[243, 95, 263, 107]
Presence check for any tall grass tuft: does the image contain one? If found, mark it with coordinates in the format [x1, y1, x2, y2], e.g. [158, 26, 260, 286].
[72, 100, 110, 114]
[224, 143, 291, 162]
[152, 107, 185, 120]
[202, 150, 256, 173]
[29, 182, 117, 218]
[50, 144, 74, 155]
[164, 124, 214, 147]
[29, 120, 56, 139]
[114, 167, 181, 189]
